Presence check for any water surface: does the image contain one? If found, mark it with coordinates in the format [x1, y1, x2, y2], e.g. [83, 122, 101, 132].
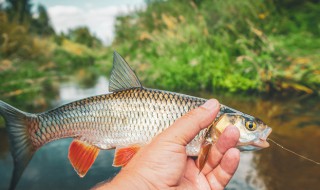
[0, 76, 319, 190]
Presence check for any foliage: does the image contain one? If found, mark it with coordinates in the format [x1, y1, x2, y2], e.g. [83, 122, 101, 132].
[0, 11, 52, 59]
[60, 27, 102, 48]
[30, 4, 55, 36]
[0, 2, 104, 109]
[4, 0, 54, 35]
[112, 0, 320, 95]
[0, 0, 54, 59]
[4, 0, 33, 24]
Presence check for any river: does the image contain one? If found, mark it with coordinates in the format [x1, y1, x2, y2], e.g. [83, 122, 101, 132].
[0, 75, 319, 190]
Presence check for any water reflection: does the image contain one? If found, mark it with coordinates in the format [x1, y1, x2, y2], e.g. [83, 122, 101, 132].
[0, 76, 319, 190]
[57, 76, 109, 104]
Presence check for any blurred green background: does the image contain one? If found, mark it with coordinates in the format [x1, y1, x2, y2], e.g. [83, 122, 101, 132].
[1, 0, 319, 109]
[0, 0, 319, 190]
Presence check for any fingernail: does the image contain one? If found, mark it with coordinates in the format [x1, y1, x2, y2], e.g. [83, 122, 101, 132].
[202, 99, 218, 110]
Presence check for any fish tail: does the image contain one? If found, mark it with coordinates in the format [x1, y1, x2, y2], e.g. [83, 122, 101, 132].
[0, 101, 35, 190]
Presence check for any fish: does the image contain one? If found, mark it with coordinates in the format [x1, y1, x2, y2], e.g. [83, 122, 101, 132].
[0, 52, 272, 189]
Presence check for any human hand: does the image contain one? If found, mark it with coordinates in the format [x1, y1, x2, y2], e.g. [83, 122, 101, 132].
[94, 99, 240, 190]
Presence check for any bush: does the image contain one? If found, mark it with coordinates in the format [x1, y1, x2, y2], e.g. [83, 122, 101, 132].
[111, 0, 320, 95]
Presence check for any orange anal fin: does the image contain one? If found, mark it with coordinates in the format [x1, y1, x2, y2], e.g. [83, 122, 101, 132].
[113, 146, 140, 167]
[68, 139, 100, 177]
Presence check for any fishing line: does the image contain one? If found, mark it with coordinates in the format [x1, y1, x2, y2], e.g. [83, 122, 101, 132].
[267, 138, 320, 165]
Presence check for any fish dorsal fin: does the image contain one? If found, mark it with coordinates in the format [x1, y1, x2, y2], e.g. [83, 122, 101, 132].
[68, 140, 100, 177]
[109, 51, 142, 92]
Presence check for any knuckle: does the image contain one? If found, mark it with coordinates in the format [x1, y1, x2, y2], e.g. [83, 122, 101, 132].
[183, 106, 207, 119]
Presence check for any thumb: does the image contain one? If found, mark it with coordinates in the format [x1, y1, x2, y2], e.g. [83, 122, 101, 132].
[157, 99, 220, 146]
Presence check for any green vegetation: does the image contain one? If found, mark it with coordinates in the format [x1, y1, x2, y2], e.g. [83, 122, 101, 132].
[0, 0, 109, 111]
[0, 0, 319, 112]
[112, 0, 320, 95]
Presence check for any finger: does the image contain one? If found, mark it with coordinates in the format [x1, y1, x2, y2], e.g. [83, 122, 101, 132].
[206, 148, 240, 190]
[157, 99, 219, 146]
[200, 126, 240, 175]
[183, 159, 210, 190]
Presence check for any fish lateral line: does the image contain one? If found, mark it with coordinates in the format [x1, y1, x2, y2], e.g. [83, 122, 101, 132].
[267, 138, 320, 165]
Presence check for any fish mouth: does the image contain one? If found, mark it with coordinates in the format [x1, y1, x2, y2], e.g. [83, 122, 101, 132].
[254, 127, 272, 148]
[253, 139, 270, 148]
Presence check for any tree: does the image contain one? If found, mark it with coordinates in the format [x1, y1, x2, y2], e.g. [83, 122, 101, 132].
[67, 27, 102, 48]
[5, 0, 32, 24]
[31, 4, 55, 36]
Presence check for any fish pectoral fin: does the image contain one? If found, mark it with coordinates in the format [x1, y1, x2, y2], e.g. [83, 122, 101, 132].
[197, 142, 212, 173]
[113, 145, 141, 167]
[68, 139, 100, 177]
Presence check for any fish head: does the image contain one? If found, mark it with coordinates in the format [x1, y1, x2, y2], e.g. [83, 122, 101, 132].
[214, 113, 272, 151]
[198, 113, 272, 172]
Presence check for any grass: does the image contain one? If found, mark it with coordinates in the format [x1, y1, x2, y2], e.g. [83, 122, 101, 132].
[110, 0, 320, 95]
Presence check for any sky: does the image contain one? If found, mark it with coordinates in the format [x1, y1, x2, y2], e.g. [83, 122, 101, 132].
[31, 0, 145, 44]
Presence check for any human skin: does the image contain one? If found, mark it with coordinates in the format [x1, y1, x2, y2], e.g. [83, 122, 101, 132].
[93, 99, 240, 190]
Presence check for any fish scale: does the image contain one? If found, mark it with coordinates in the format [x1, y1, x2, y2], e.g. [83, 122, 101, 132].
[28, 88, 206, 155]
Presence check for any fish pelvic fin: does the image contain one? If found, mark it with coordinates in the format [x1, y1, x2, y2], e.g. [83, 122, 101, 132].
[197, 122, 216, 173]
[113, 145, 141, 167]
[197, 142, 212, 173]
[68, 140, 100, 177]
[109, 51, 143, 92]
[0, 101, 35, 190]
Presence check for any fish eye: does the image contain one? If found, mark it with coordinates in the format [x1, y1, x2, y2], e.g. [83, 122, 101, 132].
[245, 121, 257, 131]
